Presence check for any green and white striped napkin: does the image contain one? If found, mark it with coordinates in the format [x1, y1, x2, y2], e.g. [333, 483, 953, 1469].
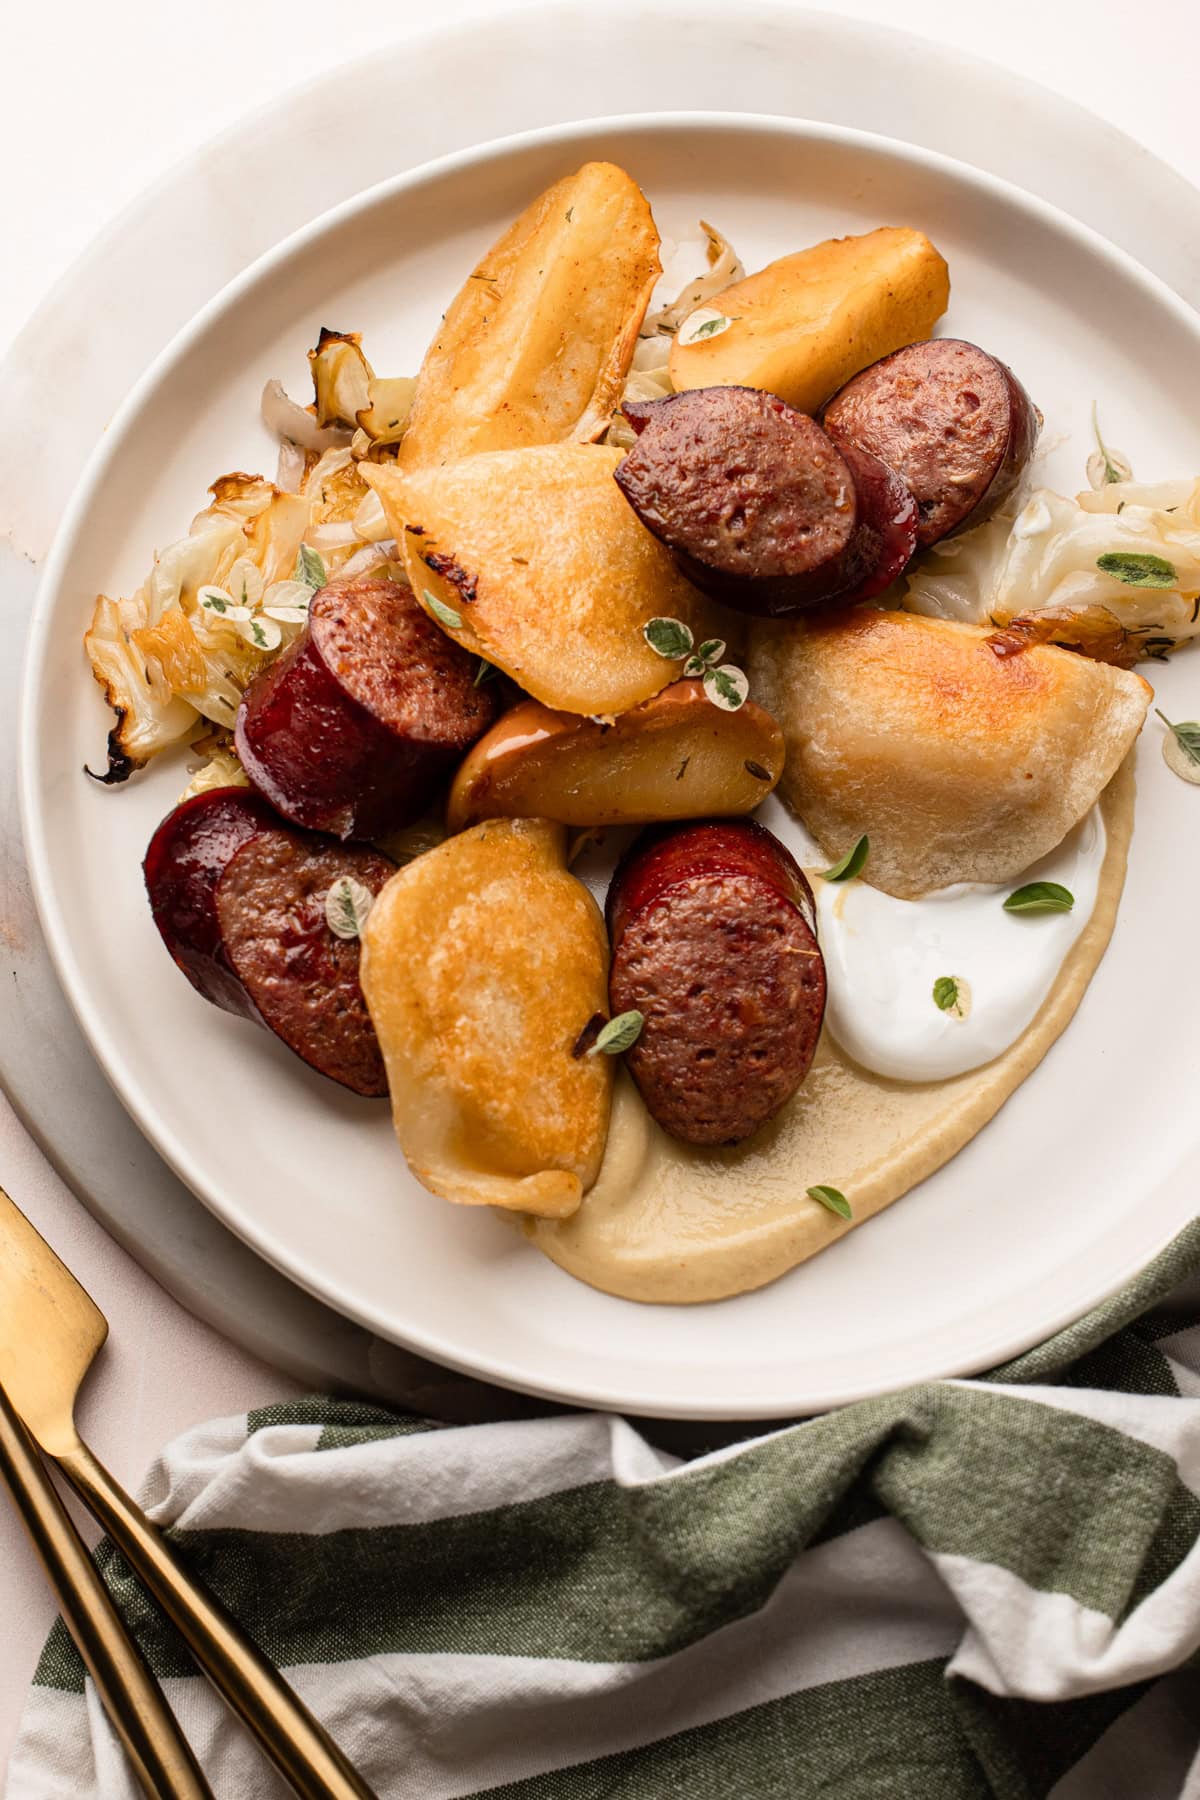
[9, 1223, 1200, 1799]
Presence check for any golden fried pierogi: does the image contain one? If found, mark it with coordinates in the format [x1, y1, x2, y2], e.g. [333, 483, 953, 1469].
[363, 445, 723, 716]
[749, 608, 1150, 897]
[360, 819, 611, 1219]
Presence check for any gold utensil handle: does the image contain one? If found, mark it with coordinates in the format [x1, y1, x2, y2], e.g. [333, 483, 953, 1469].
[56, 1434, 378, 1800]
[0, 1386, 213, 1800]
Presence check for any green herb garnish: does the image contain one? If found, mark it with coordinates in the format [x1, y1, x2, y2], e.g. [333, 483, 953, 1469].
[643, 618, 748, 711]
[643, 617, 694, 660]
[683, 313, 738, 342]
[703, 664, 749, 712]
[424, 589, 463, 631]
[808, 1185, 852, 1221]
[1156, 709, 1200, 785]
[1003, 881, 1075, 914]
[1097, 552, 1177, 589]
[819, 836, 869, 883]
[294, 544, 327, 591]
[932, 976, 968, 1019]
[324, 875, 375, 941]
[587, 1011, 645, 1057]
[1087, 404, 1132, 487]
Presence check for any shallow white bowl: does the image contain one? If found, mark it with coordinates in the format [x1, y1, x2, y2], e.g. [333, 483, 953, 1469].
[22, 113, 1200, 1418]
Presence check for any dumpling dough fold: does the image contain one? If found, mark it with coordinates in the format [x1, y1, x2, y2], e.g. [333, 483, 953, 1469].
[360, 819, 612, 1219]
[749, 607, 1150, 897]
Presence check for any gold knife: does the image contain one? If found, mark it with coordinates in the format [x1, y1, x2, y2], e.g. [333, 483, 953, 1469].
[0, 1378, 214, 1796]
[0, 1185, 378, 1800]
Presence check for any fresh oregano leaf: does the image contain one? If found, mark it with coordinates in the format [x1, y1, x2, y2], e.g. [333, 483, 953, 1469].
[1096, 552, 1177, 589]
[474, 658, 500, 687]
[932, 975, 970, 1019]
[237, 615, 282, 652]
[702, 664, 749, 711]
[424, 589, 463, 631]
[1003, 881, 1075, 914]
[819, 835, 869, 882]
[324, 875, 375, 941]
[683, 640, 727, 678]
[677, 309, 739, 346]
[586, 1010, 645, 1056]
[198, 585, 239, 617]
[294, 544, 328, 591]
[1086, 404, 1133, 488]
[1156, 708, 1200, 785]
[643, 617, 695, 659]
[807, 1185, 852, 1221]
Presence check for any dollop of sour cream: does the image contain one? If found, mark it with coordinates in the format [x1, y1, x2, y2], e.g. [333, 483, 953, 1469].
[811, 809, 1107, 1082]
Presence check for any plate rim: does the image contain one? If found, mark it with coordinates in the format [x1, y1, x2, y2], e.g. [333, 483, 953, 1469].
[21, 106, 1200, 1418]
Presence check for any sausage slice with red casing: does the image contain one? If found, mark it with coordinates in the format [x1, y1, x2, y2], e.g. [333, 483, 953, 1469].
[144, 786, 393, 1095]
[235, 570, 499, 839]
[606, 818, 826, 1146]
[613, 387, 917, 616]
[821, 338, 1039, 548]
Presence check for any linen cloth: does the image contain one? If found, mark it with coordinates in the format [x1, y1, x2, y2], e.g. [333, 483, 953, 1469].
[8, 1223, 1200, 1799]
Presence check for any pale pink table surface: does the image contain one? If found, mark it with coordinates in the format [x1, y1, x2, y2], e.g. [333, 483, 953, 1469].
[2, 0, 1198, 1776]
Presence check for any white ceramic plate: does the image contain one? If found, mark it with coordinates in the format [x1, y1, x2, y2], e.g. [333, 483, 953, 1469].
[21, 114, 1200, 1418]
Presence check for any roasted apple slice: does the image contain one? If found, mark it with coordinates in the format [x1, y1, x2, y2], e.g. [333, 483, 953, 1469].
[446, 680, 784, 832]
[669, 227, 949, 417]
[359, 819, 612, 1219]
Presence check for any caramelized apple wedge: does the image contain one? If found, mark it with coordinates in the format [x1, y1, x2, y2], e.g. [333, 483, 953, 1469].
[447, 681, 784, 833]
[399, 161, 661, 470]
[669, 227, 949, 416]
[359, 819, 612, 1219]
[362, 445, 723, 716]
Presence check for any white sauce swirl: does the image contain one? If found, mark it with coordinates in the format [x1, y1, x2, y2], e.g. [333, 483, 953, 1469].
[812, 809, 1106, 1082]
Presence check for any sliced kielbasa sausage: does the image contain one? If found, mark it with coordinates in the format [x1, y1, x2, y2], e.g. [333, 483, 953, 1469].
[821, 338, 1039, 548]
[606, 818, 827, 1146]
[614, 387, 917, 616]
[144, 787, 393, 1095]
[235, 570, 499, 839]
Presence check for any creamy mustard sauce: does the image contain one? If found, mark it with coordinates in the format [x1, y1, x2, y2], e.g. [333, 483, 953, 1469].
[529, 763, 1134, 1304]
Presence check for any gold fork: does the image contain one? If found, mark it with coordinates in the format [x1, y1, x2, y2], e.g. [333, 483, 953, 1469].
[0, 1184, 378, 1800]
[0, 1379, 213, 1796]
